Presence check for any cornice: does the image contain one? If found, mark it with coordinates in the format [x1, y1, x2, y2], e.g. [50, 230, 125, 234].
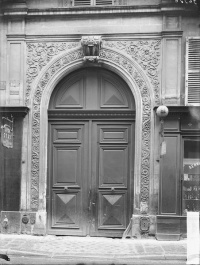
[161, 31, 183, 37]
[2, 4, 199, 18]
[48, 110, 136, 120]
[6, 33, 163, 41]
[0, 106, 29, 117]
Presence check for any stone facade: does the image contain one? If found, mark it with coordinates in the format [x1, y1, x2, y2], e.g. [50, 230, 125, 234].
[0, 0, 199, 238]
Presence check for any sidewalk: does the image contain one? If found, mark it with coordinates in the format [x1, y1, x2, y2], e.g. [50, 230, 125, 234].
[0, 234, 187, 264]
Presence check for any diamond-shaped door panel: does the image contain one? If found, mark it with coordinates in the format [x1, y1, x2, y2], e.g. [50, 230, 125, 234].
[52, 191, 81, 228]
[98, 192, 127, 229]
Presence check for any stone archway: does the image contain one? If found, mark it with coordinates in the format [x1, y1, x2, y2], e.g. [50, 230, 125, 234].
[25, 40, 158, 235]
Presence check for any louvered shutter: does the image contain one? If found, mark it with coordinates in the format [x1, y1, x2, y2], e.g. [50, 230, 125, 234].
[73, 0, 113, 6]
[73, 0, 91, 6]
[95, 0, 113, 5]
[185, 37, 200, 105]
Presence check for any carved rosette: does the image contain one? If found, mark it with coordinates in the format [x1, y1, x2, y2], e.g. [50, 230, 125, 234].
[29, 44, 151, 213]
[103, 40, 161, 104]
[26, 42, 79, 105]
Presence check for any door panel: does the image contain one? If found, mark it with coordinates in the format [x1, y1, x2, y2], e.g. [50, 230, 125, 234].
[48, 122, 89, 235]
[53, 146, 81, 184]
[52, 190, 81, 228]
[99, 146, 128, 186]
[90, 122, 133, 237]
[98, 191, 127, 229]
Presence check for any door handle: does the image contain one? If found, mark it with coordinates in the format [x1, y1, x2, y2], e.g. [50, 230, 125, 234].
[89, 201, 96, 211]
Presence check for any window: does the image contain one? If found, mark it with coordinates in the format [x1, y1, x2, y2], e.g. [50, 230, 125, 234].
[185, 37, 200, 106]
[73, 0, 113, 6]
[182, 137, 200, 214]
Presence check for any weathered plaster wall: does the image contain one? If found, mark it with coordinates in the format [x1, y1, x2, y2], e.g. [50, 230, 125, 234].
[25, 16, 163, 35]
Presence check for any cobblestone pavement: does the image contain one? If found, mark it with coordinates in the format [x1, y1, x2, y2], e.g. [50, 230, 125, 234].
[0, 234, 187, 264]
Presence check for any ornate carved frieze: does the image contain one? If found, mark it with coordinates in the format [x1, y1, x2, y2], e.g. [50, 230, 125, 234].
[81, 36, 102, 62]
[103, 40, 161, 103]
[26, 42, 79, 105]
[29, 45, 151, 214]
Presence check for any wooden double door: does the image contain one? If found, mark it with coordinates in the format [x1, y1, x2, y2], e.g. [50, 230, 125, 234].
[48, 116, 134, 237]
[48, 120, 134, 237]
[47, 119, 134, 237]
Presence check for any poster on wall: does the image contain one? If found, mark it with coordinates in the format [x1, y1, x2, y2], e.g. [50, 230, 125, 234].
[1, 116, 14, 148]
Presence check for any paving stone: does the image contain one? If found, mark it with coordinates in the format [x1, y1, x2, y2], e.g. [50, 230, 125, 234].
[161, 244, 186, 253]
[0, 234, 187, 263]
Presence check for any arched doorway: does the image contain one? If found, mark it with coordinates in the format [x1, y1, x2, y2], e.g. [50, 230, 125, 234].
[47, 67, 136, 237]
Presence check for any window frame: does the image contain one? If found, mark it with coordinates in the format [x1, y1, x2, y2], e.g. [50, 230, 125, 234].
[181, 135, 200, 215]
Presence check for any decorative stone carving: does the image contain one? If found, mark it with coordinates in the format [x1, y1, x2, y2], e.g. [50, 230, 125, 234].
[29, 45, 151, 214]
[140, 216, 150, 232]
[81, 36, 102, 62]
[103, 40, 161, 103]
[26, 42, 79, 105]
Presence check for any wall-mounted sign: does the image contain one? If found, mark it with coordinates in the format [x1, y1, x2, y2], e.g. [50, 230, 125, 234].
[1, 116, 14, 148]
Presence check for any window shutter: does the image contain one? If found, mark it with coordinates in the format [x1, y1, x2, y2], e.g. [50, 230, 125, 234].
[185, 37, 200, 105]
[73, 0, 113, 6]
[95, 0, 113, 5]
[73, 0, 91, 6]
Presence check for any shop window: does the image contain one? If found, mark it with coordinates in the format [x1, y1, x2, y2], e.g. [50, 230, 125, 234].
[73, 0, 113, 6]
[182, 137, 200, 214]
[185, 37, 200, 106]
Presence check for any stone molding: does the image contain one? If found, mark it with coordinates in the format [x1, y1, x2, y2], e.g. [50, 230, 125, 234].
[27, 41, 155, 214]
[103, 40, 161, 104]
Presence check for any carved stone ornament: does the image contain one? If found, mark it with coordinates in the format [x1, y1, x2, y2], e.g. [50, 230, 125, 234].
[26, 42, 79, 105]
[103, 40, 161, 103]
[81, 36, 102, 62]
[140, 216, 150, 232]
[28, 44, 152, 213]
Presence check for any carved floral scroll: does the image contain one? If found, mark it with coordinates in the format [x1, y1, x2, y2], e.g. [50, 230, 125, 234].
[103, 40, 161, 103]
[26, 42, 79, 105]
